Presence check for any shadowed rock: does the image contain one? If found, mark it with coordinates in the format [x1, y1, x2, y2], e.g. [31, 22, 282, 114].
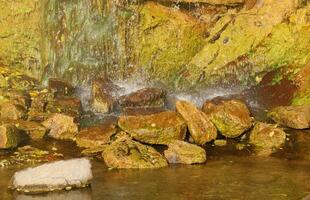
[102, 137, 168, 169]
[249, 122, 286, 156]
[42, 114, 78, 141]
[118, 88, 166, 111]
[0, 124, 25, 149]
[46, 97, 82, 119]
[9, 158, 92, 194]
[203, 100, 252, 138]
[268, 105, 310, 129]
[176, 100, 217, 145]
[118, 111, 187, 145]
[48, 78, 75, 97]
[5, 120, 46, 140]
[164, 140, 206, 164]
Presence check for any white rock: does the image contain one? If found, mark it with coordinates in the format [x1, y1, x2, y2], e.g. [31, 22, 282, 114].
[10, 158, 92, 193]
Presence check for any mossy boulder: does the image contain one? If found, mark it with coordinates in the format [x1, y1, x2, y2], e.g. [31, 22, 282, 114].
[102, 137, 168, 169]
[76, 122, 118, 148]
[164, 140, 206, 164]
[176, 101, 217, 145]
[203, 100, 252, 138]
[118, 111, 187, 145]
[42, 113, 78, 141]
[249, 122, 286, 156]
[268, 105, 310, 129]
[0, 124, 25, 149]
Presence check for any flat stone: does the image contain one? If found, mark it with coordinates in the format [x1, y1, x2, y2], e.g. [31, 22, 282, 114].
[176, 100, 217, 145]
[76, 122, 117, 148]
[203, 100, 252, 138]
[268, 105, 310, 129]
[164, 140, 206, 164]
[118, 111, 187, 145]
[102, 137, 168, 169]
[249, 122, 286, 156]
[42, 114, 78, 140]
[118, 88, 166, 110]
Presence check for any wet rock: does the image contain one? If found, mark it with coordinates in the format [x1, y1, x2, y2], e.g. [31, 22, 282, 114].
[249, 122, 286, 156]
[118, 111, 187, 145]
[42, 114, 78, 140]
[203, 100, 252, 138]
[268, 105, 310, 129]
[76, 122, 117, 148]
[102, 137, 168, 169]
[0, 102, 27, 120]
[91, 78, 119, 114]
[48, 78, 75, 97]
[0, 124, 24, 149]
[46, 97, 82, 119]
[9, 158, 92, 194]
[118, 88, 166, 110]
[164, 140, 206, 164]
[176, 101, 217, 145]
[0, 146, 63, 168]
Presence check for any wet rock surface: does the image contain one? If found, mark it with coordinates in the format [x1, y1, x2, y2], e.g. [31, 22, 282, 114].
[249, 122, 287, 156]
[176, 100, 217, 145]
[164, 140, 206, 164]
[203, 100, 252, 138]
[48, 78, 75, 97]
[268, 105, 310, 129]
[118, 111, 187, 145]
[46, 97, 82, 119]
[42, 114, 78, 141]
[102, 137, 168, 169]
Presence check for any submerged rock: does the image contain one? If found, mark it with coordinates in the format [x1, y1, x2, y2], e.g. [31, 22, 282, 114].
[268, 105, 310, 129]
[203, 100, 252, 138]
[0, 124, 25, 149]
[91, 78, 119, 114]
[176, 101, 217, 145]
[249, 122, 286, 156]
[48, 78, 75, 97]
[164, 140, 206, 164]
[118, 88, 166, 110]
[9, 158, 92, 194]
[102, 137, 168, 169]
[76, 122, 117, 148]
[42, 114, 78, 140]
[118, 111, 187, 145]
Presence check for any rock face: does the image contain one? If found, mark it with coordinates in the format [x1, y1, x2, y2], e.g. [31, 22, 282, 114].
[249, 122, 286, 156]
[176, 101, 217, 145]
[102, 137, 168, 169]
[164, 140, 206, 164]
[91, 78, 119, 114]
[118, 111, 187, 145]
[203, 100, 252, 138]
[42, 114, 78, 140]
[268, 105, 310, 129]
[10, 158, 92, 194]
[118, 88, 166, 110]
[0, 124, 24, 149]
[76, 122, 118, 148]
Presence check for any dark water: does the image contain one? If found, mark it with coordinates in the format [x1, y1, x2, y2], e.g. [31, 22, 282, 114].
[0, 131, 310, 200]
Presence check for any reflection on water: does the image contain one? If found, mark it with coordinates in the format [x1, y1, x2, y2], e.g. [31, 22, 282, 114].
[13, 189, 92, 200]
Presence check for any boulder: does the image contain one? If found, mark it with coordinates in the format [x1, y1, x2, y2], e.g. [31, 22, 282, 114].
[13, 120, 47, 140]
[176, 100, 217, 145]
[164, 140, 206, 164]
[249, 122, 286, 156]
[102, 137, 168, 169]
[28, 90, 54, 113]
[118, 88, 166, 110]
[48, 78, 75, 97]
[46, 97, 82, 119]
[118, 111, 187, 145]
[42, 114, 78, 140]
[76, 122, 118, 148]
[203, 100, 252, 138]
[268, 105, 310, 129]
[0, 102, 27, 120]
[0, 89, 31, 109]
[9, 158, 92, 194]
[0, 124, 24, 149]
[91, 78, 120, 114]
